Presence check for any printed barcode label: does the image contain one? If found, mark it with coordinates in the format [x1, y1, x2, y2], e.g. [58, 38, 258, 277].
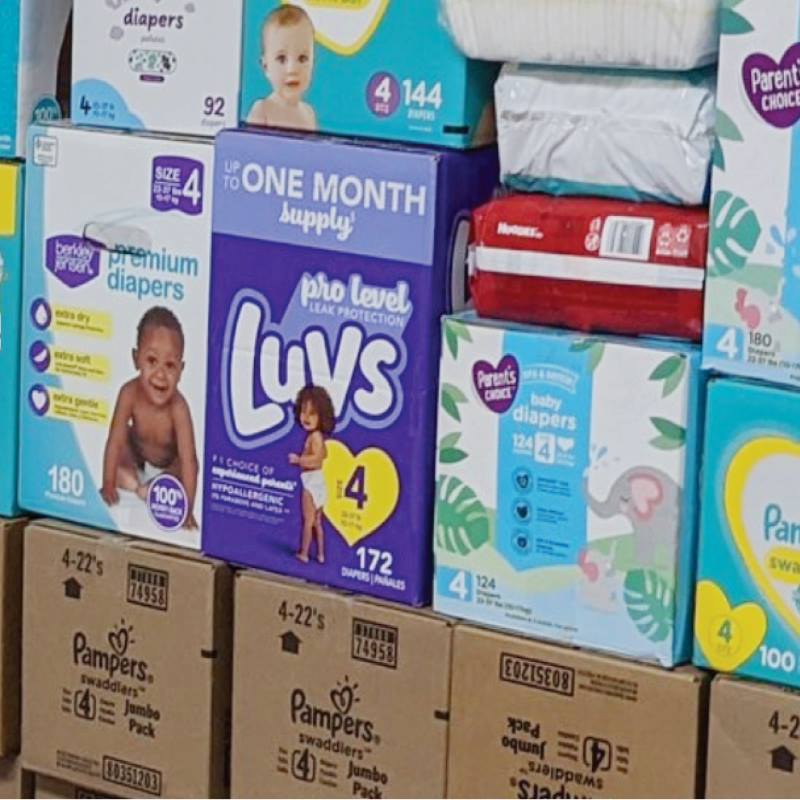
[599, 216, 654, 262]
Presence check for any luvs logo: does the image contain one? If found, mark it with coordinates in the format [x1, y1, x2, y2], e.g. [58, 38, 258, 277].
[72, 620, 152, 683]
[290, 675, 376, 743]
[222, 288, 406, 449]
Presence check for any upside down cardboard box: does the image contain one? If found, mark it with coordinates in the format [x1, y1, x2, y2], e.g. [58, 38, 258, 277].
[21, 520, 232, 798]
[448, 625, 709, 799]
[707, 674, 800, 798]
[232, 571, 453, 798]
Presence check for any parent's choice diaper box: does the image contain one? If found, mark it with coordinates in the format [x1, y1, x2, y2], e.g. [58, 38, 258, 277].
[0, 163, 24, 517]
[22, 520, 232, 799]
[703, 0, 800, 388]
[19, 124, 213, 549]
[240, 0, 497, 148]
[203, 128, 497, 605]
[72, 0, 243, 136]
[694, 377, 800, 689]
[434, 315, 704, 666]
[0, 0, 71, 157]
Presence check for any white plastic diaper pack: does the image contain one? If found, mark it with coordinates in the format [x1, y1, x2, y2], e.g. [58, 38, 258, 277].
[496, 64, 717, 205]
[19, 124, 213, 549]
[71, 0, 243, 136]
[441, 0, 720, 71]
[0, 0, 71, 157]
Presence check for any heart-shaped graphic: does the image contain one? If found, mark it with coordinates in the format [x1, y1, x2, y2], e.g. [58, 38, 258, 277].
[330, 685, 355, 714]
[724, 436, 800, 640]
[286, 0, 389, 56]
[629, 472, 663, 520]
[322, 440, 399, 546]
[695, 580, 766, 671]
[29, 386, 49, 416]
[472, 355, 519, 414]
[743, 46, 800, 129]
[557, 437, 574, 453]
[108, 626, 130, 656]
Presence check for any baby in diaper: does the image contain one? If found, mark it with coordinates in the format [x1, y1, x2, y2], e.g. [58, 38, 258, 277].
[100, 306, 199, 529]
[289, 384, 335, 563]
[247, 5, 318, 132]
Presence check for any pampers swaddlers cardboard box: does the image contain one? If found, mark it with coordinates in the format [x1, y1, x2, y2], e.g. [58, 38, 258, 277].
[239, 0, 497, 148]
[203, 128, 498, 605]
[19, 124, 213, 549]
[0, 0, 71, 157]
[0, 163, 24, 517]
[703, 0, 800, 388]
[695, 378, 800, 690]
[71, 0, 243, 136]
[434, 315, 704, 665]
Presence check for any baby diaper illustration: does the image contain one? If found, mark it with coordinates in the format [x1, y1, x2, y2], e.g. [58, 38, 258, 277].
[72, 0, 243, 136]
[434, 315, 704, 665]
[240, 0, 498, 148]
[703, 0, 800, 388]
[695, 378, 800, 689]
[19, 124, 213, 549]
[202, 128, 497, 604]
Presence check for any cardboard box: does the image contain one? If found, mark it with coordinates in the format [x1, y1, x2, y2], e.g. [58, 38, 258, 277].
[0, 757, 33, 799]
[707, 675, 800, 798]
[239, 0, 497, 148]
[0, 0, 71, 157]
[35, 774, 111, 799]
[72, 0, 243, 137]
[434, 314, 705, 666]
[232, 570, 453, 798]
[19, 124, 214, 549]
[693, 378, 800, 688]
[0, 518, 24, 757]
[448, 625, 708, 799]
[0, 162, 24, 516]
[702, 0, 800, 388]
[22, 520, 232, 798]
[203, 128, 497, 605]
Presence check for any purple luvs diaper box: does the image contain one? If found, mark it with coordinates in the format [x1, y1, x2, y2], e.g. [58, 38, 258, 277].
[202, 128, 497, 605]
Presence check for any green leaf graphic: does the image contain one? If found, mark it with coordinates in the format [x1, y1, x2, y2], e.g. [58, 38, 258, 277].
[440, 448, 468, 464]
[649, 356, 686, 398]
[708, 191, 761, 276]
[571, 340, 605, 372]
[440, 432, 461, 450]
[716, 109, 743, 142]
[650, 417, 686, 450]
[441, 383, 467, 422]
[721, 8, 754, 34]
[435, 476, 491, 555]
[445, 324, 459, 360]
[712, 138, 726, 171]
[624, 570, 674, 643]
[569, 340, 595, 352]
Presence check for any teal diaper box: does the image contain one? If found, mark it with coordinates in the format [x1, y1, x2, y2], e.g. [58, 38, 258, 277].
[240, 0, 498, 147]
[0, 0, 71, 157]
[0, 162, 24, 515]
[433, 315, 704, 666]
[695, 378, 800, 690]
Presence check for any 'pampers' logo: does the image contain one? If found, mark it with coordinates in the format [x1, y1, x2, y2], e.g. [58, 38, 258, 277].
[290, 676, 376, 744]
[764, 503, 800, 544]
[222, 284, 408, 449]
[72, 621, 152, 684]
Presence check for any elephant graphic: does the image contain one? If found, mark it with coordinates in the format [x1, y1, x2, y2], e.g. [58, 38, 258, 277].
[584, 467, 681, 568]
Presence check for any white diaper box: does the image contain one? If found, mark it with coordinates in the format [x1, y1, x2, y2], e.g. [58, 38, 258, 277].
[18, 123, 213, 549]
[71, 0, 243, 136]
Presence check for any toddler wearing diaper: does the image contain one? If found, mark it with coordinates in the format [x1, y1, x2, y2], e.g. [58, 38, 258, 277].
[289, 385, 335, 563]
[100, 306, 199, 529]
[247, 4, 318, 132]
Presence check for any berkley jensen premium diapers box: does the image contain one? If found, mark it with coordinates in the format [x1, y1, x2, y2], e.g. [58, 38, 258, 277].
[22, 520, 232, 799]
[19, 124, 213, 549]
[202, 128, 497, 605]
[240, 0, 497, 147]
[703, 0, 800, 388]
[72, 0, 243, 136]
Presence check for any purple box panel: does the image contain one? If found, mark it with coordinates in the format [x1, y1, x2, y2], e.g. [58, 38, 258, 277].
[203, 128, 497, 605]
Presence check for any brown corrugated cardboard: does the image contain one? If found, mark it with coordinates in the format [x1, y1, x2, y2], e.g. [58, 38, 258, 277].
[21, 520, 232, 799]
[707, 674, 800, 798]
[0, 518, 24, 756]
[34, 774, 112, 799]
[448, 625, 708, 799]
[232, 571, 453, 798]
[0, 756, 33, 798]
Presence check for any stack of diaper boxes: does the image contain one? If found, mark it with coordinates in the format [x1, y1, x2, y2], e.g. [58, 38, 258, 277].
[433, 1, 721, 667]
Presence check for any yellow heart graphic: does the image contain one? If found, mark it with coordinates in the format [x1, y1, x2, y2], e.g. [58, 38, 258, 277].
[695, 580, 767, 671]
[284, 0, 390, 56]
[322, 439, 399, 546]
[726, 436, 800, 639]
